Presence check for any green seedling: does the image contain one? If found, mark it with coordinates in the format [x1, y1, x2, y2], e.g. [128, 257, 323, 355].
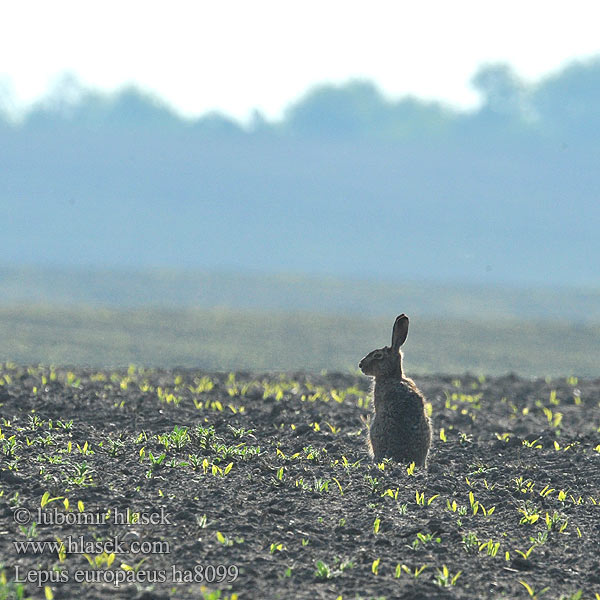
[373, 517, 380, 534]
[462, 531, 479, 554]
[415, 491, 439, 506]
[106, 437, 125, 457]
[147, 451, 166, 471]
[542, 407, 563, 428]
[188, 376, 215, 395]
[519, 580, 549, 599]
[216, 531, 233, 546]
[519, 506, 540, 525]
[314, 561, 332, 580]
[83, 551, 116, 569]
[522, 438, 542, 449]
[76, 441, 94, 455]
[479, 539, 500, 556]
[371, 557, 380, 575]
[228, 425, 255, 439]
[28, 415, 45, 430]
[0, 568, 29, 600]
[381, 488, 399, 500]
[197, 514, 208, 528]
[396, 564, 428, 579]
[156, 387, 182, 405]
[120, 558, 148, 574]
[539, 485, 555, 498]
[19, 522, 38, 539]
[412, 532, 441, 550]
[530, 531, 548, 546]
[157, 425, 190, 451]
[364, 475, 381, 494]
[515, 545, 536, 560]
[40, 492, 64, 508]
[69, 461, 94, 486]
[435, 564, 462, 587]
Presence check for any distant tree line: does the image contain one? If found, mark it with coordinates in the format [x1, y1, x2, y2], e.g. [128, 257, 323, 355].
[1, 58, 600, 143]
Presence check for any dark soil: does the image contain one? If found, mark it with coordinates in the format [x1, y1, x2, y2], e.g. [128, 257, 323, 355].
[0, 366, 599, 600]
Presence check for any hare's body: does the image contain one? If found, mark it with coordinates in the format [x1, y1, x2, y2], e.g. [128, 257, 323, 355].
[359, 315, 432, 467]
[368, 377, 431, 466]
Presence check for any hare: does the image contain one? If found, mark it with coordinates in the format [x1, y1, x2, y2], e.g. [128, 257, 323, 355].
[359, 314, 432, 467]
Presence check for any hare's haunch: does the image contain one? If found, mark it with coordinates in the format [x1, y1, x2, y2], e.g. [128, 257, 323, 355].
[359, 314, 432, 467]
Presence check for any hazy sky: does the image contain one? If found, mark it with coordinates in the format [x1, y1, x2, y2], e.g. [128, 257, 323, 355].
[2, 0, 600, 122]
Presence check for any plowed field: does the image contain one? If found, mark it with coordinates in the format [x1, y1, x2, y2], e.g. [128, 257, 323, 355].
[1, 366, 599, 599]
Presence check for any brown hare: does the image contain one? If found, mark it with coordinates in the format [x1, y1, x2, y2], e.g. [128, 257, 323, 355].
[359, 314, 432, 467]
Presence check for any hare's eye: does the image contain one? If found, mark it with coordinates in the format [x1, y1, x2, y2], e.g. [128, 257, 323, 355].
[373, 351, 384, 360]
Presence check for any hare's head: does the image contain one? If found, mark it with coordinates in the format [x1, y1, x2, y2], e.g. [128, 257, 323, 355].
[359, 314, 409, 379]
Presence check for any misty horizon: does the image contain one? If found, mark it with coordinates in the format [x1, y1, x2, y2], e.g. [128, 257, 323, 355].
[2, 56, 600, 288]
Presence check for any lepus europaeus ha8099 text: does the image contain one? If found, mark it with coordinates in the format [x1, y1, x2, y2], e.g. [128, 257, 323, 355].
[359, 314, 432, 467]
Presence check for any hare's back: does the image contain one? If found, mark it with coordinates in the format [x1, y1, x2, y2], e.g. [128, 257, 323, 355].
[374, 379, 426, 415]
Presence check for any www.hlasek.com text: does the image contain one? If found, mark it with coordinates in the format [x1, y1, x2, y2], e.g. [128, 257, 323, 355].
[14, 535, 169, 555]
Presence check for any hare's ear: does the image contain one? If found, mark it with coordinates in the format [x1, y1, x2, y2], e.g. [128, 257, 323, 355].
[391, 314, 409, 351]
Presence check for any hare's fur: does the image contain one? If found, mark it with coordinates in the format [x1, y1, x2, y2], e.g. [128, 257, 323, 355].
[359, 314, 432, 467]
